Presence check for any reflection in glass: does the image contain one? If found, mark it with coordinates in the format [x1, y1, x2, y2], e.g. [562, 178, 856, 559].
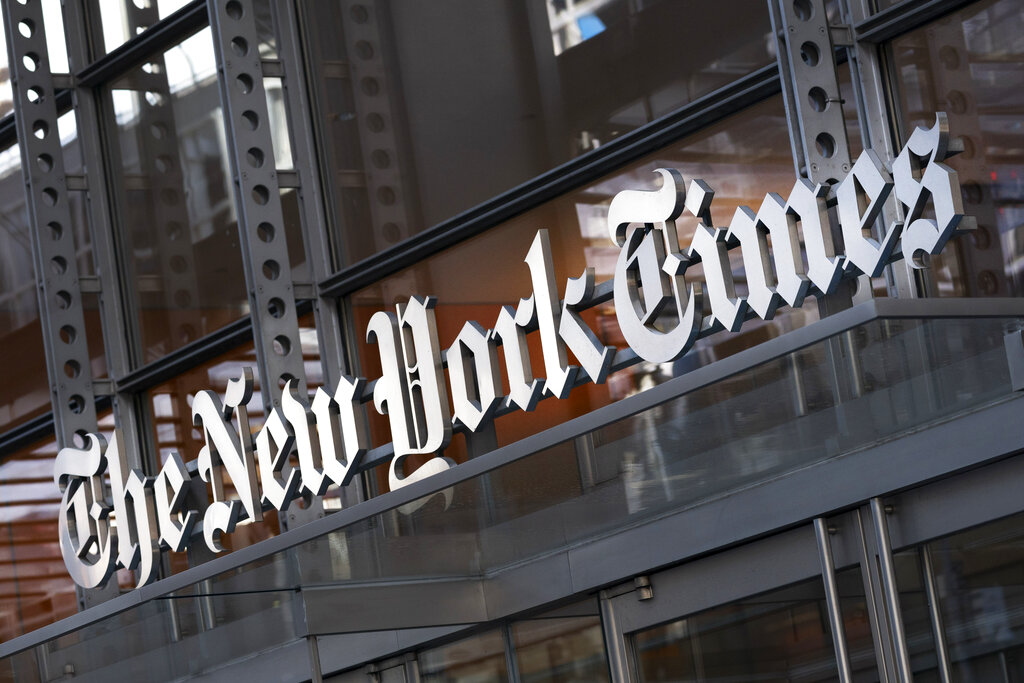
[107, 28, 249, 365]
[512, 616, 610, 682]
[351, 96, 820, 494]
[890, 0, 1024, 298]
[304, 0, 775, 265]
[635, 578, 841, 681]
[0, 143, 49, 433]
[920, 512, 1024, 682]
[419, 628, 509, 683]
[0, 428, 114, 642]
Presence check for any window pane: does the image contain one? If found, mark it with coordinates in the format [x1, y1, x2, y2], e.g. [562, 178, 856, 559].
[107, 28, 249, 366]
[305, 0, 776, 266]
[97, 0, 195, 55]
[351, 96, 810, 494]
[634, 578, 842, 682]
[512, 616, 610, 683]
[0, 434, 78, 642]
[917, 512, 1024, 682]
[889, 0, 1024, 297]
[418, 628, 509, 683]
[0, 144, 49, 433]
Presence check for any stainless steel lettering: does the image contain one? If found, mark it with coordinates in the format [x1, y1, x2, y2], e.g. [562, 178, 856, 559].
[107, 430, 159, 586]
[524, 229, 578, 398]
[610, 168, 702, 363]
[54, 434, 116, 588]
[892, 112, 964, 267]
[448, 321, 503, 432]
[367, 296, 454, 492]
[154, 452, 197, 553]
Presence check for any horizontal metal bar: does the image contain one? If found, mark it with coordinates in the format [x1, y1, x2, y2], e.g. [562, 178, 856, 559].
[114, 316, 254, 393]
[318, 64, 782, 298]
[114, 300, 313, 394]
[853, 0, 976, 43]
[0, 413, 56, 459]
[75, 0, 206, 88]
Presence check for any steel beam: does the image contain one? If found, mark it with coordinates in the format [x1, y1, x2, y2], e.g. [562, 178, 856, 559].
[769, 0, 853, 185]
[0, 0, 122, 605]
[268, 1, 366, 513]
[207, 0, 322, 527]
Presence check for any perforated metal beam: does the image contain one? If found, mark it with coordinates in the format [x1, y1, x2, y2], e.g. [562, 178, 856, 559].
[769, 0, 854, 185]
[208, 0, 320, 526]
[1, 0, 120, 606]
[269, 0, 366, 510]
[2, 1, 97, 448]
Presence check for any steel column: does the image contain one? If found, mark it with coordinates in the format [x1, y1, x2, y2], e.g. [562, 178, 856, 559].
[1, 0, 120, 605]
[268, 0, 367, 512]
[869, 497, 913, 681]
[920, 545, 952, 683]
[814, 517, 853, 683]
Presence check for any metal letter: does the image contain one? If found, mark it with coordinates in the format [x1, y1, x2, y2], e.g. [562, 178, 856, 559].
[309, 376, 370, 489]
[154, 452, 197, 553]
[283, 379, 330, 497]
[756, 193, 811, 308]
[448, 321, 503, 432]
[524, 230, 578, 398]
[609, 169, 702, 363]
[688, 226, 744, 333]
[107, 431, 159, 586]
[193, 370, 262, 521]
[256, 408, 301, 513]
[892, 112, 964, 268]
[54, 435, 116, 589]
[839, 150, 902, 278]
[559, 269, 615, 383]
[367, 296, 454, 493]
[725, 206, 779, 320]
[193, 370, 263, 551]
[494, 296, 545, 412]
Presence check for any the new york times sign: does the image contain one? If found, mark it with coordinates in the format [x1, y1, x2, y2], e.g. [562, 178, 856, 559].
[55, 115, 967, 589]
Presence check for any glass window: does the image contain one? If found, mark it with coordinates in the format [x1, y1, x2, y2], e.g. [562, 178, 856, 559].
[902, 512, 1024, 682]
[106, 28, 250, 366]
[0, 10, 12, 119]
[0, 434, 78, 642]
[418, 628, 509, 682]
[351, 96, 817, 493]
[633, 574, 875, 682]
[889, 0, 1024, 298]
[0, 143, 49, 433]
[512, 615, 610, 682]
[304, 0, 776, 266]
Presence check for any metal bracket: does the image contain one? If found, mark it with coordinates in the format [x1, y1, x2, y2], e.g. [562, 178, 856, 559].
[829, 24, 854, 47]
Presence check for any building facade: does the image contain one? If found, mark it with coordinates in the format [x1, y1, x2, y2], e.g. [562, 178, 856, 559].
[0, 0, 1022, 680]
